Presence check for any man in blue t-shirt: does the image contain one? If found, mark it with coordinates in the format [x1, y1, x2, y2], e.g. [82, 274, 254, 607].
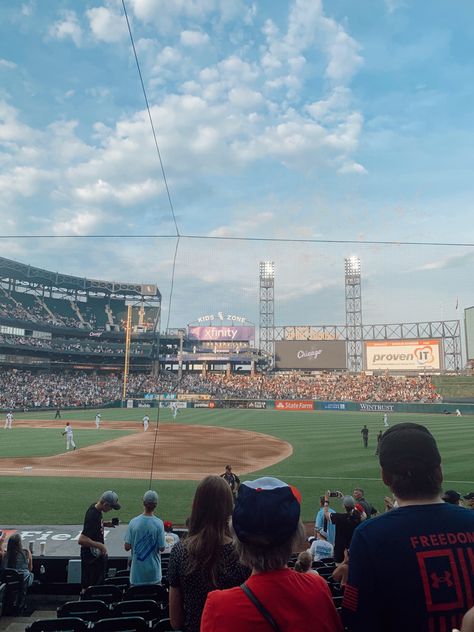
[342, 423, 474, 632]
[315, 495, 336, 545]
[124, 490, 166, 585]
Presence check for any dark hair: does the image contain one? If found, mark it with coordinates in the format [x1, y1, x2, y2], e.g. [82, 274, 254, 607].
[5, 534, 25, 569]
[184, 475, 234, 586]
[383, 468, 442, 499]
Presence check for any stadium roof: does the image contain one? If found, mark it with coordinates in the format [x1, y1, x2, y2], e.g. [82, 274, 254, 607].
[0, 256, 161, 299]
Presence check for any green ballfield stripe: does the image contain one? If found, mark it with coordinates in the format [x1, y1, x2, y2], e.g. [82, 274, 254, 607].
[0, 408, 473, 524]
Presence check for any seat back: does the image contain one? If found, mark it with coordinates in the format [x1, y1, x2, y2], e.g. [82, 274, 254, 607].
[125, 584, 168, 605]
[25, 617, 88, 632]
[92, 616, 148, 631]
[104, 576, 129, 589]
[153, 618, 174, 632]
[57, 599, 110, 622]
[81, 584, 123, 605]
[0, 568, 25, 615]
[112, 599, 161, 623]
[0, 582, 6, 618]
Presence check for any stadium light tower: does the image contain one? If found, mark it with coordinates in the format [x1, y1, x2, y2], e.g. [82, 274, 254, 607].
[259, 261, 275, 364]
[344, 256, 363, 372]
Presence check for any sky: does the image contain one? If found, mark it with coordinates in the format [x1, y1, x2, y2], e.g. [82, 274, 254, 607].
[0, 0, 473, 336]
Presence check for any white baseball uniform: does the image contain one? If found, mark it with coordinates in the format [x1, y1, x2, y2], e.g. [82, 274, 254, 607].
[95, 413, 101, 429]
[383, 413, 389, 428]
[4, 412, 13, 429]
[63, 424, 76, 450]
[171, 402, 178, 419]
[143, 415, 149, 432]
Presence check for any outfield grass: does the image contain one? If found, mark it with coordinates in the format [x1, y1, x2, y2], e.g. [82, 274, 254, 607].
[1, 407, 473, 525]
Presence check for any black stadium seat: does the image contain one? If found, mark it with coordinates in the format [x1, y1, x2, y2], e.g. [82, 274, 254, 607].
[112, 599, 161, 624]
[125, 584, 168, 605]
[81, 584, 123, 605]
[26, 617, 88, 632]
[0, 568, 26, 615]
[57, 599, 110, 623]
[92, 616, 148, 631]
[152, 618, 174, 632]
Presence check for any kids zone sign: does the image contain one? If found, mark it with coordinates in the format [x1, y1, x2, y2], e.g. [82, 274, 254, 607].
[364, 339, 442, 371]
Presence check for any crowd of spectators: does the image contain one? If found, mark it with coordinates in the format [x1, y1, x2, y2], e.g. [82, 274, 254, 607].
[0, 370, 441, 409]
[0, 333, 150, 356]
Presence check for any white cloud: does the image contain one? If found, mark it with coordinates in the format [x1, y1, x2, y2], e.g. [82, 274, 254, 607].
[86, 6, 127, 43]
[0, 59, 17, 69]
[180, 30, 210, 47]
[49, 10, 83, 47]
[52, 209, 105, 236]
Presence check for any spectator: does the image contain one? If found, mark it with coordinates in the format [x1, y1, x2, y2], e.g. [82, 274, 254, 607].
[78, 490, 120, 592]
[294, 550, 319, 574]
[124, 490, 165, 586]
[315, 495, 336, 545]
[324, 494, 363, 563]
[201, 476, 343, 632]
[342, 422, 474, 632]
[163, 520, 180, 553]
[352, 488, 376, 517]
[168, 475, 250, 632]
[442, 489, 461, 505]
[1, 533, 34, 588]
[309, 529, 334, 561]
[463, 492, 474, 509]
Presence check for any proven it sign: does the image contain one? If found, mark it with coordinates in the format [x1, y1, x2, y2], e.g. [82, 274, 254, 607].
[365, 339, 442, 371]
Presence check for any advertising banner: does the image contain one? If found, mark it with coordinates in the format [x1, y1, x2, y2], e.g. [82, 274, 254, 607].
[465, 307, 474, 361]
[275, 400, 314, 411]
[359, 402, 395, 412]
[364, 339, 442, 371]
[274, 340, 347, 370]
[322, 402, 347, 410]
[188, 325, 255, 342]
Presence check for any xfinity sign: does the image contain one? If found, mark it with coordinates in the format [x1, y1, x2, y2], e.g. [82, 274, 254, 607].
[275, 340, 347, 370]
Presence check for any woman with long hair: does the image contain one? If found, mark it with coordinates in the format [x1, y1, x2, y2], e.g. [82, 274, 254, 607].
[168, 475, 250, 632]
[2, 533, 34, 587]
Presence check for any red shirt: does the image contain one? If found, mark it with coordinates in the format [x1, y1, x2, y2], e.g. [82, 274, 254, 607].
[201, 568, 343, 632]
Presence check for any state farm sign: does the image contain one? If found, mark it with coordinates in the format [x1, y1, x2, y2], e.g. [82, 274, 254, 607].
[275, 400, 314, 411]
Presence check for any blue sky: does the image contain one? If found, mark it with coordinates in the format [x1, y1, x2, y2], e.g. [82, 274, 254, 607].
[0, 0, 473, 334]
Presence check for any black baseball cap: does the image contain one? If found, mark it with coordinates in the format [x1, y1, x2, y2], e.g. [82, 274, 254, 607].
[442, 490, 461, 504]
[463, 492, 474, 500]
[379, 423, 441, 474]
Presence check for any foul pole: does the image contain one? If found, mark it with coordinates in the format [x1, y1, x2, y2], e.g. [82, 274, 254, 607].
[122, 304, 132, 401]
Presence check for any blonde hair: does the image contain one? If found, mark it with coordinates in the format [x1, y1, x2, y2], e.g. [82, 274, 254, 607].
[294, 550, 313, 573]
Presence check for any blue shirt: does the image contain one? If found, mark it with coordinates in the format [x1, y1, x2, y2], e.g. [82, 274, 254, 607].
[315, 507, 336, 545]
[342, 503, 474, 632]
[125, 514, 166, 585]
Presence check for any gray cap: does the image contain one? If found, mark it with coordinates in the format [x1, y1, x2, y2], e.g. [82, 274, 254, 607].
[143, 490, 159, 505]
[342, 495, 355, 508]
[318, 529, 328, 539]
[100, 491, 120, 510]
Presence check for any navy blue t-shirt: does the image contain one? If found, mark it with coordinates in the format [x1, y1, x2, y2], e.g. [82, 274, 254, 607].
[342, 503, 474, 632]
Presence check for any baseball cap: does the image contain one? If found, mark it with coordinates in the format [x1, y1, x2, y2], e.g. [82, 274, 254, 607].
[100, 491, 120, 510]
[379, 423, 441, 473]
[463, 492, 474, 500]
[342, 495, 355, 508]
[143, 490, 159, 505]
[318, 529, 328, 539]
[232, 477, 301, 546]
[442, 490, 461, 504]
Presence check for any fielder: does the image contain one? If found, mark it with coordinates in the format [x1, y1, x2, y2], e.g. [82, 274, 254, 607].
[62, 422, 76, 451]
[4, 411, 13, 429]
[95, 412, 101, 429]
[143, 414, 150, 432]
[170, 401, 178, 420]
[383, 413, 389, 428]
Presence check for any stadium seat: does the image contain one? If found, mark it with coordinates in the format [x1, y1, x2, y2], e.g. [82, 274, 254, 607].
[104, 576, 130, 589]
[25, 617, 88, 632]
[92, 615, 148, 631]
[57, 599, 110, 623]
[114, 570, 131, 578]
[112, 599, 161, 624]
[152, 618, 174, 632]
[81, 584, 123, 605]
[0, 582, 6, 618]
[124, 584, 168, 605]
[0, 568, 26, 615]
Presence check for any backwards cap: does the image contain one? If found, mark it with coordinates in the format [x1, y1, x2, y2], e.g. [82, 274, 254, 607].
[379, 422, 441, 474]
[232, 477, 301, 546]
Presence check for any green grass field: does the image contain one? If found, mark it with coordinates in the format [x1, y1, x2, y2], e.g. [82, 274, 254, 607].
[0, 407, 472, 525]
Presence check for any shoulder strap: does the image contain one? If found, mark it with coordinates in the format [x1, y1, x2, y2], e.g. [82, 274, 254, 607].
[240, 582, 282, 632]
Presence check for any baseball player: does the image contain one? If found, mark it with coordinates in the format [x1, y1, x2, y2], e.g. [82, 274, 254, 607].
[143, 414, 150, 432]
[62, 422, 76, 451]
[4, 411, 13, 430]
[383, 413, 389, 428]
[95, 412, 101, 429]
[170, 401, 178, 420]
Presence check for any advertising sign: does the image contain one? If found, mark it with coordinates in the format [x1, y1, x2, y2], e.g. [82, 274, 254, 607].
[274, 340, 347, 370]
[465, 307, 474, 361]
[322, 402, 347, 410]
[275, 400, 314, 411]
[359, 403, 395, 412]
[188, 326, 255, 342]
[364, 340, 442, 371]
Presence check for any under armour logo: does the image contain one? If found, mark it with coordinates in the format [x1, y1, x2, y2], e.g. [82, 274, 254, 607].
[430, 571, 453, 589]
